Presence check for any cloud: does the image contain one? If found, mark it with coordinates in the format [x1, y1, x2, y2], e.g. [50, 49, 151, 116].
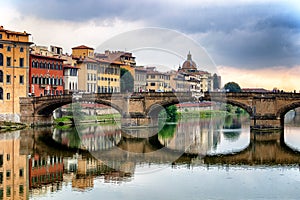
[7, 0, 300, 69]
[217, 65, 300, 91]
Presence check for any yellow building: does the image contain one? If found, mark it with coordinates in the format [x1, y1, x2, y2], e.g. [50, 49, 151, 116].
[0, 26, 32, 121]
[72, 46, 121, 93]
[146, 67, 171, 92]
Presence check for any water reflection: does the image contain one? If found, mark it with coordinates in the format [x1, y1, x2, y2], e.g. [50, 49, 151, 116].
[158, 115, 249, 155]
[1, 114, 300, 199]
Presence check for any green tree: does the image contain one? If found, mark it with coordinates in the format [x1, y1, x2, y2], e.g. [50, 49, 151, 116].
[120, 68, 134, 92]
[224, 82, 241, 92]
[166, 105, 178, 122]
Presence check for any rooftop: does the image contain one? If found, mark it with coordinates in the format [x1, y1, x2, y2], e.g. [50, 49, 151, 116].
[72, 45, 94, 50]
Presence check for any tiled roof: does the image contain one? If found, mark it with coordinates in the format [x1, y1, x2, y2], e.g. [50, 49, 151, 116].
[72, 45, 94, 50]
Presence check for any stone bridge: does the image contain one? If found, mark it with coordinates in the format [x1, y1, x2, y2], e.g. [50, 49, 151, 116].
[19, 92, 194, 126]
[203, 92, 300, 129]
[20, 91, 300, 129]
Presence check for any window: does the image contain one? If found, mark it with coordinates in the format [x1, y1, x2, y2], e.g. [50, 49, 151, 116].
[19, 185, 24, 194]
[6, 75, 11, 84]
[19, 169, 23, 177]
[0, 70, 3, 83]
[6, 57, 11, 66]
[150, 82, 155, 86]
[20, 75, 24, 84]
[7, 46, 11, 51]
[0, 44, 2, 48]
[0, 88, 3, 100]
[0, 34, 2, 39]
[0, 172, 2, 184]
[0, 53, 3, 66]
[6, 93, 10, 100]
[20, 47, 24, 52]
[19, 58, 24, 67]
[6, 170, 10, 179]
[6, 186, 11, 197]
[6, 154, 9, 161]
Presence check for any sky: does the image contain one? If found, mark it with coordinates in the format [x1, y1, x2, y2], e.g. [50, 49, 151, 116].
[1, 0, 300, 91]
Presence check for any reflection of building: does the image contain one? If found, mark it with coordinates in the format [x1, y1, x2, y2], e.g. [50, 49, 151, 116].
[0, 131, 28, 199]
[161, 119, 221, 154]
[80, 125, 121, 151]
[29, 154, 63, 188]
[0, 26, 33, 121]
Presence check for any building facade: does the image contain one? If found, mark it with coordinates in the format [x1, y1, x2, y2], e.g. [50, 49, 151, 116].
[134, 66, 147, 92]
[146, 67, 171, 92]
[29, 52, 65, 96]
[72, 45, 121, 93]
[178, 52, 213, 97]
[0, 26, 32, 121]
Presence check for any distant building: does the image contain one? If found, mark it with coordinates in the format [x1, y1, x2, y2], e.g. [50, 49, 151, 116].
[0, 26, 33, 121]
[63, 64, 78, 94]
[72, 45, 121, 93]
[178, 52, 213, 97]
[146, 67, 171, 92]
[134, 66, 147, 92]
[242, 88, 270, 93]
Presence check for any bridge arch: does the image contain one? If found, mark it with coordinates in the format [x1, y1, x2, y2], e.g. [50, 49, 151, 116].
[146, 99, 182, 116]
[276, 101, 300, 119]
[224, 99, 253, 116]
[35, 96, 123, 117]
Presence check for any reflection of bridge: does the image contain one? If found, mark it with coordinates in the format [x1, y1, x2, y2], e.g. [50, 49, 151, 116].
[204, 130, 300, 165]
[23, 128, 300, 167]
[20, 92, 300, 129]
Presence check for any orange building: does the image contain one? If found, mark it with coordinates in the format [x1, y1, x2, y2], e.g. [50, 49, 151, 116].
[0, 26, 32, 121]
[29, 53, 65, 96]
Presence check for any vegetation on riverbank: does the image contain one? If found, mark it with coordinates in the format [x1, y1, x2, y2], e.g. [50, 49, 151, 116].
[0, 121, 27, 132]
[54, 113, 121, 126]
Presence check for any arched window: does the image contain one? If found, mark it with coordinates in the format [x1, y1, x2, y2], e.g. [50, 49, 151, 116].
[32, 76, 35, 84]
[0, 53, 3, 66]
[0, 70, 3, 83]
[72, 82, 75, 90]
[0, 87, 3, 100]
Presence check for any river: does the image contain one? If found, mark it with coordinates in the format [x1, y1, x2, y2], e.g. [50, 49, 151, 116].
[1, 112, 300, 200]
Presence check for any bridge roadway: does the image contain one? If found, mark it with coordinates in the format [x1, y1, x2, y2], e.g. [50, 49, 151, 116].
[20, 91, 300, 129]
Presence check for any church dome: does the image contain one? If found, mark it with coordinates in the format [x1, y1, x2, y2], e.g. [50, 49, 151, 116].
[182, 51, 197, 70]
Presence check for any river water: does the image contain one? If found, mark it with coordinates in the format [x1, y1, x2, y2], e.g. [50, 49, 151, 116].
[2, 112, 300, 200]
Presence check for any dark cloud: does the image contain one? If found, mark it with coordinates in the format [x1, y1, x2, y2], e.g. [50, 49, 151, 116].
[12, 0, 300, 69]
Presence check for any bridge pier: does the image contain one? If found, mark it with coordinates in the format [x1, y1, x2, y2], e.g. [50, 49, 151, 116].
[250, 115, 283, 130]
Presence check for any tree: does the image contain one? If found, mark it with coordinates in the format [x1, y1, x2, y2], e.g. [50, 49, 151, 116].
[224, 82, 241, 92]
[120, 68, 134, 93]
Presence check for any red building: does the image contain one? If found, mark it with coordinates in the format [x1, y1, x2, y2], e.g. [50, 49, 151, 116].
[29, 154, 64, 188]
[29, 53, 65, 96]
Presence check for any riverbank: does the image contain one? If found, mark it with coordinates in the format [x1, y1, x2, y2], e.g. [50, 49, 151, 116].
[0, 121, 27, 132]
